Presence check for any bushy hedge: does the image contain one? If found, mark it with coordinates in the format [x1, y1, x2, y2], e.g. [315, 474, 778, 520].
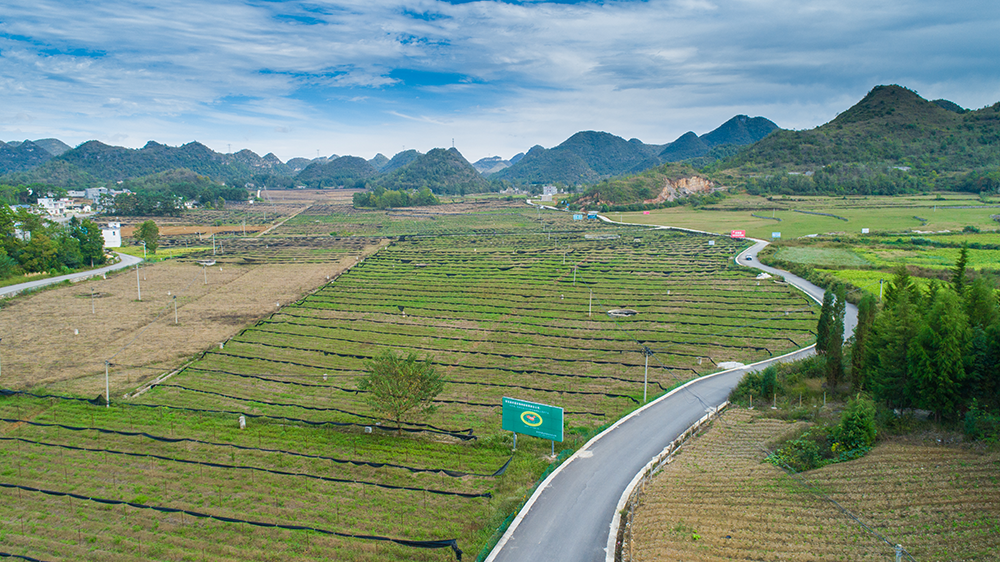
[766, 396, 877, 472]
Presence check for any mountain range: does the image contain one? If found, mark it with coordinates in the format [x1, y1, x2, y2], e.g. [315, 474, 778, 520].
[0, 113, 778, 192]
[4, 84, 994, 198]
[492, 115, 778, 185]
[712, 85, 1000, 193]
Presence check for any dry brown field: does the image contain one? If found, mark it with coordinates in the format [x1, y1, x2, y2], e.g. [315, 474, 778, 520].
[0, 238, 387, 396]
[626, 408, 1000, 561]
[120, 224, 270, 237]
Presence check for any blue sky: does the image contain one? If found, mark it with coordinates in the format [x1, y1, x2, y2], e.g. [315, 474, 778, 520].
[1, 0, 998, 163]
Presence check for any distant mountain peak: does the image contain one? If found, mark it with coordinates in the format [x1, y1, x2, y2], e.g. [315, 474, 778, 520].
[472, 155, 513, 175]
[373, 146, 488, 195]
[831, 84, 948, 126]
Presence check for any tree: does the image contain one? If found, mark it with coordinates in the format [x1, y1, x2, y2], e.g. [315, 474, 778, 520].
[816, 288, 835, 355]
[951, 242, 969, 294]
[357, 349, 444, 435]
[826, 284, 847, 389]
[134, 220, 159, 254]
[831, 395, 877, 453]
[911, 290, 970, 421]
[883, 266, 917, 307]
[76, 218, 107, 267]
[0, 247, 20, 279]
[964, 277, 999, 330]
[0, 204, 16, 255]
[55, 233, 83, 269]
[18, 233, 58, 272]
[850, 293, 877, 392]
[867, 288, 922, 410]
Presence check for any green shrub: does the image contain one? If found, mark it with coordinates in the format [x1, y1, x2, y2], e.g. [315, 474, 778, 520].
[767, 432, 825, 472]
[761, 366, 777, 398]
[729, 370, 763, 404]
[964, 400, 1000, 443]
[831, 395, 877, 453]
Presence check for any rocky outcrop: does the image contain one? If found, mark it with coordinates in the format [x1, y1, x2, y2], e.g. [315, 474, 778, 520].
[644, 176, 718, 204]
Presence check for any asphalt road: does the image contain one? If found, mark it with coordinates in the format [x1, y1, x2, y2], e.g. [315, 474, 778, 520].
[486, 236, 858, 562]
[0, 252, 143, 299]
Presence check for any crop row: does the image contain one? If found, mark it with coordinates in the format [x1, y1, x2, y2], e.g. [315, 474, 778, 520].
[0, 217, 819, 561]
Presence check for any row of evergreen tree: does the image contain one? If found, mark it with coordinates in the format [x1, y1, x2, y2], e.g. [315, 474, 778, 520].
[0, 206, 107, 278]
[352, 186, 439, 209]
[817, 245, 1000, 421]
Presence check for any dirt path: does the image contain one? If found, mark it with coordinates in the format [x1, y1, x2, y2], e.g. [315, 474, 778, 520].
[257, 205, 309, 237]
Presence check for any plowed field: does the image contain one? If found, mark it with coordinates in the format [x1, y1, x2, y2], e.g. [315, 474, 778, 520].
[627, 408, 1000, 561]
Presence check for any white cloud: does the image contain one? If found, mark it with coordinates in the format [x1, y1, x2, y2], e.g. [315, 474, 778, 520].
[0, 0, 997, 162]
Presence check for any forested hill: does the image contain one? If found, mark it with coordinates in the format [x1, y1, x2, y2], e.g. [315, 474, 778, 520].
[371, 148, 489, 195]
[715, 85, 1000, 194]
[0, 139, 496, 197]
[494, 115, 777, 186]
[296, 156, 378, 188]
[1, 140, 294, 188]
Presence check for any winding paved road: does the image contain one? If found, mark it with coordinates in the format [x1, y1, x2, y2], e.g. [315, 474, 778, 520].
[0, 252, 143, 299]
[486, 234, 857, 562]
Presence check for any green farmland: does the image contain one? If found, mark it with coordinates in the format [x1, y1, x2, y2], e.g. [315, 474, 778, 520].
[0, 207, 818, 561]
[618, 192, 1000, 239]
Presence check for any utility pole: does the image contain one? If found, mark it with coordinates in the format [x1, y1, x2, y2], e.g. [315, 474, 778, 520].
[136, 265, 141, 301]
[173, 296, 178, 324]
[879, 278, 884, 302]
[105, 361, 110, 408]
[642, 346, 653, 403]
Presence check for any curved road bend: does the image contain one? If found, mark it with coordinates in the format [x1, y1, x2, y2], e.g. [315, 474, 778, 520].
[487, 236, 858, 562]
[0, 252, 143, 299]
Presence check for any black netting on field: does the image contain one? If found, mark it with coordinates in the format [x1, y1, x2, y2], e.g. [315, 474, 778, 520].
[0, 418, 510, 478]
[0, 482, 463, 560]
[0, 389, 475, 440]
[0, 436, 491, 499]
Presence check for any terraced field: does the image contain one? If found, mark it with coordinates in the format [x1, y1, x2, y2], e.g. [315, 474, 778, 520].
[0, 210, 818, 561]
[275, 198, 544, 237]
[176, 236, 382, 266]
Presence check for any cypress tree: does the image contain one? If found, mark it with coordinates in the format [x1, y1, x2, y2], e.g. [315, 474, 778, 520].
[851, 293, 877, 392]
[816, 288, 835, 355]
[913, 290, 970, 421]
[867, 293, 922, 410]
[965, 277, 999, 330]
[883, 266, 915, 307]
[951, 242, 969, 294]
[826, 284, 846, 389]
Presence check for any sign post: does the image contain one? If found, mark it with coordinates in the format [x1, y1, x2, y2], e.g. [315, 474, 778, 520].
[502, 397, 564, 453]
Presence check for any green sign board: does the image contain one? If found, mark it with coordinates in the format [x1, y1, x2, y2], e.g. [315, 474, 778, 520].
[502, 397, 564, 442]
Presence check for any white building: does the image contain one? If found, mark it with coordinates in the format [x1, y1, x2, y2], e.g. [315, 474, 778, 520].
[101, 222, 121, 248]
[85, 187, 109, 200]
[36, 197, 72, 217]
